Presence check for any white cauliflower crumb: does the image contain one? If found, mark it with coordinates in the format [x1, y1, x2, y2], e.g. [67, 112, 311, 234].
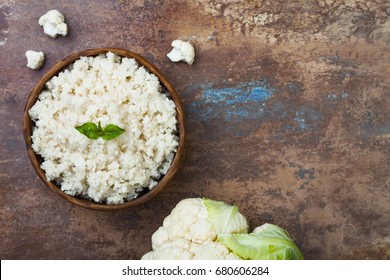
[38, 10, 68, 38]
[167, 40, 195, 65]
[25, 50, 45, 70]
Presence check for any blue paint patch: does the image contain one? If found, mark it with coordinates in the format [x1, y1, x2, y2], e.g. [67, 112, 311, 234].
[250, 87, 274, 102]
[190, 81, 275, 121]
[377, 124, 390, 134]
[296, 168, 315, 189]
[297, 168, 315, 180]
[364, 124, 390, 138]
[293, 106, 322, 130]
[293, 116, 307, 129]
[187, 81, 324, 138]
[202, 83, 273, 105]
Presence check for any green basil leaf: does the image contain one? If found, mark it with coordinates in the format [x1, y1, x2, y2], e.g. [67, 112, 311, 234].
[75, 122, 126, 141]
[75, 122, 99, 140]
[101, 124, 126, 140]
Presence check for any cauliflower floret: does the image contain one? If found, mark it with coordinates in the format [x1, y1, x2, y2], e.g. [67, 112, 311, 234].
[151, 226, 169, 250]
[161, 198, 217, 244]
[142, 238, 194, 260]
[191, 241, 241, 260]
[38, 10, 68, 38]
[25, 50, 45, 70]
[167, 40, 195, 65]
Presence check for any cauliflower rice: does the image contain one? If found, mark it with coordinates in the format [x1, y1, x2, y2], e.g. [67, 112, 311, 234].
[29, 52, 178, 204]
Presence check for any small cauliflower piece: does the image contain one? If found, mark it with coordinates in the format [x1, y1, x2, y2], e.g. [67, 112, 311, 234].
[38, 10, 68, 38]
[25, 50, 45, 70]
[167, 40, 195, 65]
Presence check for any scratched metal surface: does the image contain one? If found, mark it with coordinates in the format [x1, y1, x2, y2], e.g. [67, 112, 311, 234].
[0, 0, 389, 260]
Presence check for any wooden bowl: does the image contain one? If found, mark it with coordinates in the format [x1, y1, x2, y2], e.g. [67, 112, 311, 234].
[23, 48, 185, 211]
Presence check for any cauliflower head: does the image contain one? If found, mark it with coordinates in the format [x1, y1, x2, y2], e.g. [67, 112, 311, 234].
[141, 198, 304, 260]
[142, 198, 248, 260]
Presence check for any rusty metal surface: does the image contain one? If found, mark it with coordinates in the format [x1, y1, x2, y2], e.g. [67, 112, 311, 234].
[0, 0, 389, 259]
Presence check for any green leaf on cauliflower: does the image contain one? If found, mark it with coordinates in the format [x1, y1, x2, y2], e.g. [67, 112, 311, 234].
[217, 223, 304, 260]
[202, 198, 249, 235]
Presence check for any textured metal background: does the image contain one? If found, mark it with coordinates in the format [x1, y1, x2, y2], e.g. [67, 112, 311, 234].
[0, 0, 389, 259]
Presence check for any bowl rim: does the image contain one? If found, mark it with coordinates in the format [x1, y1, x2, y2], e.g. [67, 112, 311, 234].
[22, 47, 185, 211]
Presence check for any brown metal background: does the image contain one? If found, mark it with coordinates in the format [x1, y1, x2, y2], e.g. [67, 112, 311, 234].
[0, 0, 389, 259]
